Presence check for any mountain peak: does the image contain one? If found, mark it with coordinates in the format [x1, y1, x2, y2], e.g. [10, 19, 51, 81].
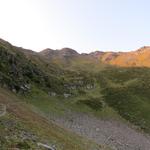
[58, 48, 78, 55]
[137, 46, 150, 52]
[39, 47, 79, 59]
[89, 51, 104, 58]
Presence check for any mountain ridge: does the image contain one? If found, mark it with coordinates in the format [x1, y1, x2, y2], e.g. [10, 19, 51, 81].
[39, 45, 150, 67]
[2, 38, 150, 67]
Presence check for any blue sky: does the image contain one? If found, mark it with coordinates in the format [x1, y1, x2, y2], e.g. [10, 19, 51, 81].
[0, 0, 150, 53]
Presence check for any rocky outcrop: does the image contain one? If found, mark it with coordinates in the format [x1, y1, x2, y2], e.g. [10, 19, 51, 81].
[48, 92, 57, 97]
[0, 104, 6, 117]
[37, 142, 56, 150]
[63, 93, 72, 98]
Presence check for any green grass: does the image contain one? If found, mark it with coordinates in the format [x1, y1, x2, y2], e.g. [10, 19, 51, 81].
[99, 67, 150, 132]
[0, 88, 111, 150]
[12, 66, 150, 134]
[22, 83, 121, 121]
[0, 114, 44, 150]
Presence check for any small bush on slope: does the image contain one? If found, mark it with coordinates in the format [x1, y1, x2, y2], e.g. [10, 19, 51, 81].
[77, 97, 103, 111]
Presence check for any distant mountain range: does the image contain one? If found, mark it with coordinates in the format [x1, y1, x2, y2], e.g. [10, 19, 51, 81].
[1, 38, 150, 67]
[40, 44, 150, 67]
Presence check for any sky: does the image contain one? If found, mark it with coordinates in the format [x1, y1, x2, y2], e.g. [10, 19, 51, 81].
[0, 0, 150, 53]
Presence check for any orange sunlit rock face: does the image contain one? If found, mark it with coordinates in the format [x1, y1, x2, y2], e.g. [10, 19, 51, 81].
[100, 47, 150, 67]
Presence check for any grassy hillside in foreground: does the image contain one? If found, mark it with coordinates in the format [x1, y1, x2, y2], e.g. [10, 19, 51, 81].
[0, 88, 111, 150]
[24, 65, 150, 134]
[22, 84, 120, 120]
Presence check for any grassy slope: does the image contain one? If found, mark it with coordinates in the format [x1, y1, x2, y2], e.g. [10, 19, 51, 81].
[0, 88, 111, 150]
[23, 84, 120, 120]
[2, 38, 150, 148]
[99, 67, 150, 132]
[0, 39, 112, 149]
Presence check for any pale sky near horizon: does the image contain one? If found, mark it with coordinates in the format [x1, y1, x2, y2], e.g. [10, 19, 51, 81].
[0, 0, 150, 53]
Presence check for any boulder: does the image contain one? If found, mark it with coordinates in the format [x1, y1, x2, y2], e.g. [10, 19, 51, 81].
[64, 93, 71, 98]
[48, 92, 56, 96]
